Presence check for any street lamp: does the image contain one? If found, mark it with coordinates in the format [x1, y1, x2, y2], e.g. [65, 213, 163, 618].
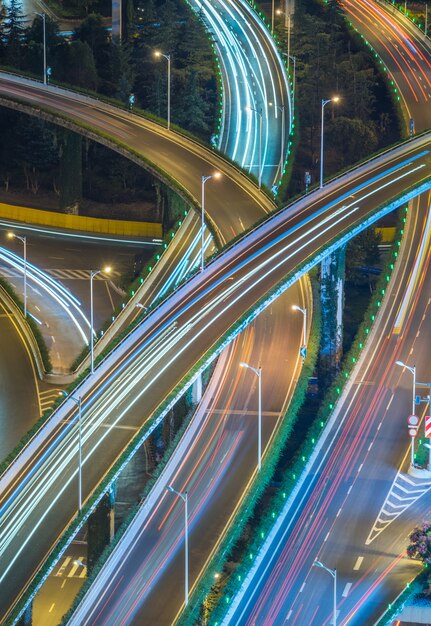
[155, 51, 171, 131]
[240, 362, 262, 471]
[247, 106, 263, 189]
[396, 360, 417, 467]
[35, 12, 47, 85]
[313, 560, 337, 626]
[60, 391, 83, 512]
[90, 267, 111, 374]
[320, 97, 340, 189]
[201, 173, 221, 272]
[292, 304, 307, 356]
[7, 232, 27, 318]
[395, 360, 416, 416]
[167, 485, 189, 606]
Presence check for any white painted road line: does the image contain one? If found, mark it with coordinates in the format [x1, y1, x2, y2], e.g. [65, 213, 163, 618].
[342, 582, 352, 597]
[299, 582, 306, 593]
[353, 556, 363, 571]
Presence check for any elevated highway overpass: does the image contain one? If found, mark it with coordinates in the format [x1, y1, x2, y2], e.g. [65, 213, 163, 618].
[1, 129, 431, 622]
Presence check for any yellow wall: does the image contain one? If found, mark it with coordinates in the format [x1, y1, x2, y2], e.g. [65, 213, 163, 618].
[375, 226, 396, 243]
[0, 203, 162, 238]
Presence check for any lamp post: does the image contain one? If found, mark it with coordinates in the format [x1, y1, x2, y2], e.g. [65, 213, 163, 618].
[90, 267, 111, 374]
[396, 360, 417, 466]
[35, 12, 47, 85]
[240, 362, 262, 471]
[7, 232, 27, 318]
[292, 304, 307, 356]
[155, 51, 171, 131]
[320, 97, 339, 189]
[395, 360, 416, 416]
[167, 485, 189, 606]
[201, 173, 221, 272]
[60, 391, 83, 512]
[247, 107, 263, 189]
[313, 560, 337, 626]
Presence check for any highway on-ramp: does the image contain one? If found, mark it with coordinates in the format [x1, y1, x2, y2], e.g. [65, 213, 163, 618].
[1, 129, 431, 621]
[223, 2, 431, 623]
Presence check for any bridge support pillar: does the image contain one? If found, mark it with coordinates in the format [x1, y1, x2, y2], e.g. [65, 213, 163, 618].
[192, 372, 203, 403]
[320, 246, 345, 380]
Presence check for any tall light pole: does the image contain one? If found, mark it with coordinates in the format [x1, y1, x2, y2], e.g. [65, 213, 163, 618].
[90, 267, 111, 374]
[155, 51, 171, 131]
[240, 362, 262, 471]
[396, 360, 417, 467]
[313, 560, 337, 626]
[60, 391, 83, 512]
[35, 12, 47, 85]
[320, 97, 339, 189]
[396, 360, 416, 416]
[7, 232, 27, 318]
[292, 304, 307, 357]
[247, 107, 263, 189]
[201, 173, 221, 272]
[167, 485, 189, 606]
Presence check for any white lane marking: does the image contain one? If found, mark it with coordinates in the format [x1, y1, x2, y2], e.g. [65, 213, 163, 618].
[358, 463, 363, 473]
[347, 485, 352, 494]
[368, 442, 373, 451]
[287, 609, 293, 619]
[386, 395, 394, 410]
[353, 556, 363, 571]
[336, 508, 342, 517]
[342, 582, 352, 597]
[299, 582, 306, 593]
[324, 531, 330, 542]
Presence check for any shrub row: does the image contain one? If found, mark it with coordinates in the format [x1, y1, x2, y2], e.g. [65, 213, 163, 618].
[177, 275, 321, 625]
[58, 391, 203, 625]
[374, 569, 428, 626]
[0, 277, 52, 373]
[202, 207, 407, 624]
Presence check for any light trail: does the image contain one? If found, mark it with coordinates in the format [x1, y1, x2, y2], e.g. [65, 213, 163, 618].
[0, 246, 90, 343]
[0, 138, 429, 596]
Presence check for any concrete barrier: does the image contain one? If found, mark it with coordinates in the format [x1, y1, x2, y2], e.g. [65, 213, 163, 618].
[0, 202, 162, 238]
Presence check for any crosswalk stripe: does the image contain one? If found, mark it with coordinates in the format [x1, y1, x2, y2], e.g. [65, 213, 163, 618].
[55, 557, 71, 577]
[366, 470, 431, 544]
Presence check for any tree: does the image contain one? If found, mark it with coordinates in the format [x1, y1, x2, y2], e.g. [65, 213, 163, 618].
[345, 228, 381, 285]
[4, 0, 26, 67]
[24, 14, 59, 77]
[326, 116, 378, 169]
[176, 69, 209, 136]
[407, 522, 431, 565]
[54, 40, 98, 90]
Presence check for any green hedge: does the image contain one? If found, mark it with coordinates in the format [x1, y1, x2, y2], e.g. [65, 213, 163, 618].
[374, 569, 429, 626]
[59, 387, 204, 625]
[201, 207, 407, 624]
[177, 275, 321, 625]
[0, 277, 52, 372]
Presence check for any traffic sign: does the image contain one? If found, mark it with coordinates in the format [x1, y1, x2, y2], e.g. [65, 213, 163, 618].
[426, 416, 431, 438]
[408, 415, 419, 426]
[416, 395, 422, 405]
[300, 346, 307, 359]
[409, 428, 418, 437]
